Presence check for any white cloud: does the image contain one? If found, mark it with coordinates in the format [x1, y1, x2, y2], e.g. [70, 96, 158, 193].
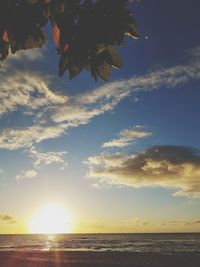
[87, 145, 200, 198]
[16, 169, 38, 180]
[0, 47, 199, 150]
[87, 153, 127, 168]
[0, 72, 67, 115]
[0, 48, 67, 116]
[102, 126, 152, 148]
[41, 47, 200, 130]
[0, 123, 68, 150]
[16, 146, 68, 181]
[6, 47, 44, 62]
[29, 146, 67, 168]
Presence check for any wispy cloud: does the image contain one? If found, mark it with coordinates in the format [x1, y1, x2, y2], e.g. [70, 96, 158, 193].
[102, 126, 152, 148]
[0, 47, 199, 150]
[186, 220, 200, 225]
[0, 48, 66, 117]
[164, 220, 186, 226]
[0, 72, 67, 115]
[127, 218, 200, 228]
[162, 219, 200, 226]
[50, 52, 200, 125]
[29, 146, 67, 168]
[16, 146, 68, 180]
[86, 145, 200, 198]
[127, 217, 151, 227]
[0, 124, 68, 150]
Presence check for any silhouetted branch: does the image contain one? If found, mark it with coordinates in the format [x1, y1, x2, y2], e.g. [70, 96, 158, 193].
[0, 0, 139, 81]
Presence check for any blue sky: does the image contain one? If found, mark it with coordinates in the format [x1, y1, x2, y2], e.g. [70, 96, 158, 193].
[0, 0, 200, 233]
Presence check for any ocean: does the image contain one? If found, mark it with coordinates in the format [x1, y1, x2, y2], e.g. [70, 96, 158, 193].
[0, 233, 200, 253]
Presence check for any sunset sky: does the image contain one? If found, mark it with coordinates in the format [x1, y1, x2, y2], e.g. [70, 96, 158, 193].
[0, 0, 200, 234]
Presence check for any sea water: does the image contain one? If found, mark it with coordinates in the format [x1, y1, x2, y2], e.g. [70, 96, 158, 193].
[0, 233, 199, 253]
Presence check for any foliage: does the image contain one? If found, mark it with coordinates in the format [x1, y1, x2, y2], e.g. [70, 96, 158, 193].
[0, 0, 139, 81]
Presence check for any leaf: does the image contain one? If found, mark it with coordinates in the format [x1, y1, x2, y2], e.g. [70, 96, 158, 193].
[63, 43, 69, 52]
[90, 61, 98, 81]
[9, 25, 46, 53]
[106, 45, 122, 69]
[97, 61, 112, 81]
[0, 41, 9, 60]
[69, 64, 83, 79]
[125, 22, 139, 39]
[59, 53, 70, 76]
[52, 25, 61, 47]
[25, 29, 45, 49]
[2, 31, 9, 42]
[95, 44, 106, 55]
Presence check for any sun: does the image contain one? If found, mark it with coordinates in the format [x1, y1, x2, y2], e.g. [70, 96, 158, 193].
[29, 204, 73, 234]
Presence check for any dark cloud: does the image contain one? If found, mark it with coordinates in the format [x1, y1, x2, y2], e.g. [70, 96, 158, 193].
[186, 220, 200, 225]
[0, 214, 17, 224]
[87, 145, 200, 197]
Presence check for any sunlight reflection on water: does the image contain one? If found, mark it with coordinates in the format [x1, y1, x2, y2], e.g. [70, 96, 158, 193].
[44, 235, 56, 251]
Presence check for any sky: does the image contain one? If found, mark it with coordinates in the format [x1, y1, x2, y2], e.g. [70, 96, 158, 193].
[0, 0, 200, 234]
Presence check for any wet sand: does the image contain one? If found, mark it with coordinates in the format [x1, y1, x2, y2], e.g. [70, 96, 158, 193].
[0, 251, 199, 267]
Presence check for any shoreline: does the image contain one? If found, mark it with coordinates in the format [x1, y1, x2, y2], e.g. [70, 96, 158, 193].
[0, 251, 199, 267]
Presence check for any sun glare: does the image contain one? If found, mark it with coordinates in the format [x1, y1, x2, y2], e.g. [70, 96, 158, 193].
[29, 204, 73, 234]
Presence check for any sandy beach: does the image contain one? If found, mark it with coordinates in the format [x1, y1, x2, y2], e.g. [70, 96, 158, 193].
[0, 251, 199, 267]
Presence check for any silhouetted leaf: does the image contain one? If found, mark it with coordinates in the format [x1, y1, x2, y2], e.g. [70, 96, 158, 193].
[106, 45, 122, 69]
[0, 41, 9, 60]
[124, 13, 139, 39]
[59, 53, 70, 77]
[97, 61, 112, 81]
[52, 25, 61, 47]
[2, 31, 9, 42]
[95, 44, 106, 55]
[69, 64, 83, 79]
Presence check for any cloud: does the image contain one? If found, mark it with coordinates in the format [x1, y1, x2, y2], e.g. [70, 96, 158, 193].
[16, 169, 38, 180]
[127, 217, 151, 227]
[0, 72, 67, 115]
[48, 79, 133, 126]
[0, 123, 68, 150]
[0, 47, 200, 150]
[50, 51, 200, 125]
[166, 220, 186, 226]
[5, 47, 44, 63]
[186, 220, 200, 225]
[102, 126, 152, 148]
[87, 145, 200, 197]
[0, 48, 67, 117]
[0, 213, 17, 224]
[29, 146, 67, 168]
[162, 219, 200, 226]
[16, 146, 68, 180]
[29, 47, 200, 143]
[191, 220, 200, 225]
[87, 153, 126, 167]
